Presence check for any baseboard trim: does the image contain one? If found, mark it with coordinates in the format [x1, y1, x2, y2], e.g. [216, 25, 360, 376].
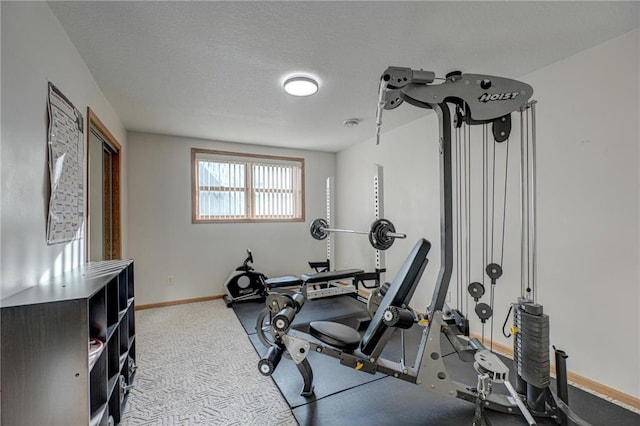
[136, 295, 224, 310]
[469, 333, 640, 410]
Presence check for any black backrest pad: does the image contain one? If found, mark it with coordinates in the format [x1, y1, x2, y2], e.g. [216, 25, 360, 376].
[360, 239, 431, 355]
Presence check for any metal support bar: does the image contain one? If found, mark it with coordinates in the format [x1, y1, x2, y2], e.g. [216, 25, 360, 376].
[326, 177, 334, 269]
[505, 380, 537, 426]
[374, 164, 385, 279]
[428, 104, 455, 315]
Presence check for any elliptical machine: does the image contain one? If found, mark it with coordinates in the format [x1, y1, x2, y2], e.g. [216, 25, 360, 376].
[223, 249, 267, 308]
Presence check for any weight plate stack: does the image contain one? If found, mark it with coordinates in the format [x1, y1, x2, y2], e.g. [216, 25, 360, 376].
[514, 302, 550, 388]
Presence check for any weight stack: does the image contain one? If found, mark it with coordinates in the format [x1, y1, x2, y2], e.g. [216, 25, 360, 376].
[513, 300, 550, 412]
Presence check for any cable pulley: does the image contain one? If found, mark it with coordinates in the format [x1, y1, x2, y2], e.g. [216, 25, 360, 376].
[309, 218, 406, 251]
[475, 303, 493, 323]
[467, 282, 485, 302]
[492, 114, 511, 143]
[486, 263, 503, 284]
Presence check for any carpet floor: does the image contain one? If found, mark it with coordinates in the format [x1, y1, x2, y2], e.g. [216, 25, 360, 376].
[120, 300, 296, 426]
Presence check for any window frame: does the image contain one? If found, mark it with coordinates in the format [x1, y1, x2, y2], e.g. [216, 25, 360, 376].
[191, 148, 305, 223]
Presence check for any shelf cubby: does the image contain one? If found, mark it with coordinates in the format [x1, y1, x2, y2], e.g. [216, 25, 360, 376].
[90, 349, 108, 417]
[107, 277, 119, 330]
[108, 384, 123, 425]
[119, 313, 129, 358]
[89, 287, 107, 343]
[118, 274, 128, 312]
[126, 263, 135, 300]
[128, 304, 135, 347]
[108, 332, 120, 392]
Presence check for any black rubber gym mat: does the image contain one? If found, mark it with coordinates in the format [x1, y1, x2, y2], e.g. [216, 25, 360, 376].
[231, 298, 265, 334]
[233, 294, 369, 336]
[248, 332, 385, 408]
[292, 371, 640, 426]
[247, 325, 461, 409]
[378, 323, 457, 362]
[234, 296, 640, 425]
[441, 348, 640, 425]
[292, 376, 476, 426]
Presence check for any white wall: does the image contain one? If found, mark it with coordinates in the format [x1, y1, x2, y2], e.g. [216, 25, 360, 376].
[127, 132, 335, 305]
[0, 2, 127, 298]
[336, 30, 640, 398]
[522, 30, 639, 398]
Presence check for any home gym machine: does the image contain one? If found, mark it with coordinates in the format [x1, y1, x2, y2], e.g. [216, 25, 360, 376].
[256, 67, 590, 425]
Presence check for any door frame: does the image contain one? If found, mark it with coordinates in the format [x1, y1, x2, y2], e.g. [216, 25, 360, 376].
[86, 107, 122, 260]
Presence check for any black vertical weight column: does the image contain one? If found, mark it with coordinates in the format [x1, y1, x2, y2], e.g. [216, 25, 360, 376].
[428, 103, 454, 315]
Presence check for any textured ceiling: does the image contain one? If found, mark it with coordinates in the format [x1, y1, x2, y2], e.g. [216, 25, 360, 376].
[49, 1, 640, 152]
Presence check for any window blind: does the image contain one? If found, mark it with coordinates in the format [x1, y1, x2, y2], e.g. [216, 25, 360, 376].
[192, 149, 304, 222]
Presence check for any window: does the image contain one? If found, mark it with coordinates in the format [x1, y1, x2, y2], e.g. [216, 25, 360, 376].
[191, 148, 305, 223]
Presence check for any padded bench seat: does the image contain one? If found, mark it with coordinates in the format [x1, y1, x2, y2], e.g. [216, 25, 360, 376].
[301, 268, 364, 284]
[265, 275, 304, 289]
[309, 320, 361, 352]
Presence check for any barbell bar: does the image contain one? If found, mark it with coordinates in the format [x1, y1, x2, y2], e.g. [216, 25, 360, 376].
[309, 218, 406, 251]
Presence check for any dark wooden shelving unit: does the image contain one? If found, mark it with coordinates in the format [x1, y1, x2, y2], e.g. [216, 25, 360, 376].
[1, 260, 136, 426]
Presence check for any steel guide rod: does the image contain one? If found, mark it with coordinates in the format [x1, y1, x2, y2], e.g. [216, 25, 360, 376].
[327, 177, 333, 267]
[530, 101, 538, 304]
[519, 106, 528, 300]
[518, 100, 538, 302]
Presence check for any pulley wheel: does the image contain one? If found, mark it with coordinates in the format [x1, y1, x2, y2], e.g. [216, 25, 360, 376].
[467, 282, 485, 301]
[486, 263, 503, 281]
[369, 219, 395, 251]
[310, 218, 329, 240]
[475, 303, 493, 322]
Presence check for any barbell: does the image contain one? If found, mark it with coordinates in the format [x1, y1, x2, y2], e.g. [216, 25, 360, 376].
[309, 218, 406, 251]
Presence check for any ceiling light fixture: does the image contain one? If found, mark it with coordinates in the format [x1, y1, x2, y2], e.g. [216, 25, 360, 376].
[343, 118, 360, 128]
[283, 76, 319, 97]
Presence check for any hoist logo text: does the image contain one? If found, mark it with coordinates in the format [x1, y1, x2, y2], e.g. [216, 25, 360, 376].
[478, 92, 520, 103]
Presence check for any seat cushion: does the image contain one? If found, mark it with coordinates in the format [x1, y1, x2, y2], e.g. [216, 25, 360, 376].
[309, 321, 361, 352]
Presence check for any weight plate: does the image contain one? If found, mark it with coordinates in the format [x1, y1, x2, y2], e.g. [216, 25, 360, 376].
[310, 218, 329, 240]
[369, 218, 395, 251]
